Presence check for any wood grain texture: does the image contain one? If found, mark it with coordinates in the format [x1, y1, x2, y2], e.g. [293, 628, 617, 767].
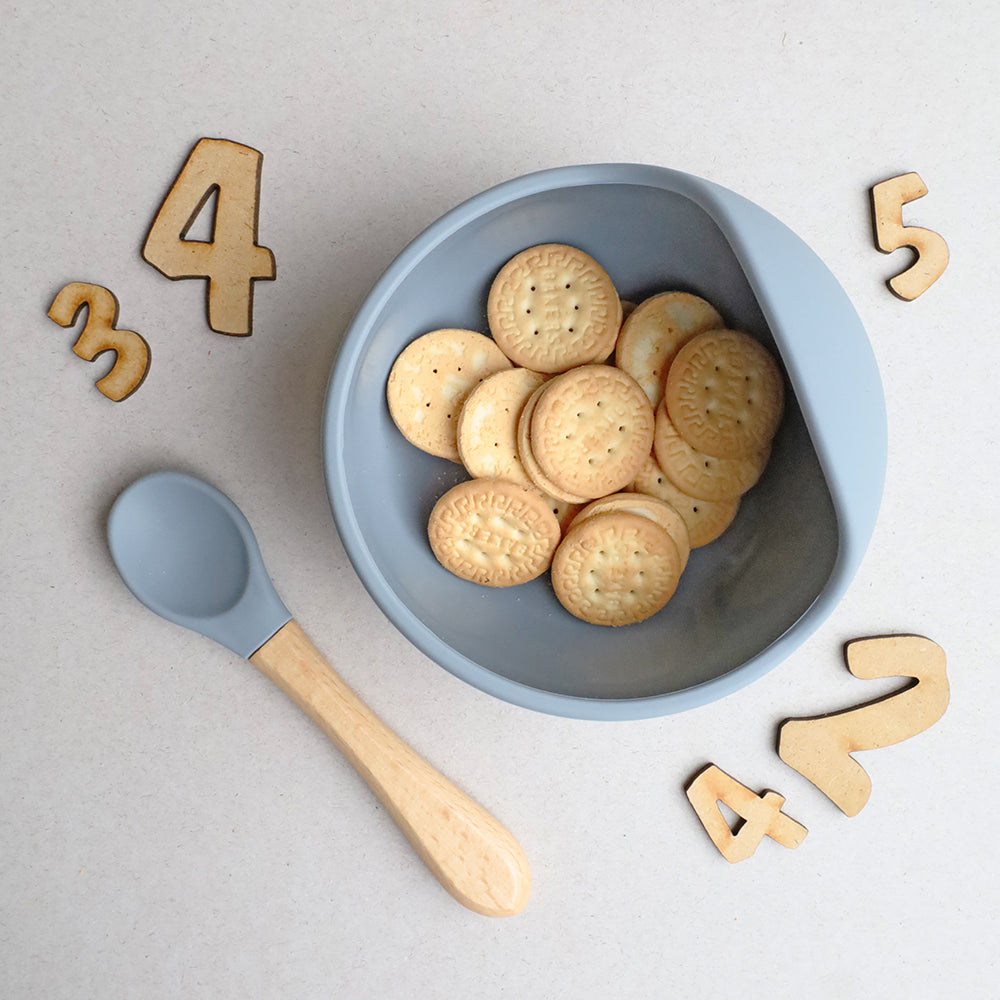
[777, 635, 948, 816]
[142, 137, 275, 335]
[685, 764, 807, 863]
[250, 620, 531, 916]
[47, 282, 150, 400]
[871, 172, 949, 300]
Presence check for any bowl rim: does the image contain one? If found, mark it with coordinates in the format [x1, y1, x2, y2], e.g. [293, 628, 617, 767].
[322, 163, 886, 720]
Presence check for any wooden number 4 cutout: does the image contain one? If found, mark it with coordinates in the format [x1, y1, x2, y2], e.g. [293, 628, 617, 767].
[142, 137, 275, 336]
[871, 172, 949, 300]
[47, 282, 151, 401]
[777, 635, 949, 817]
[686, 765, 808, 863]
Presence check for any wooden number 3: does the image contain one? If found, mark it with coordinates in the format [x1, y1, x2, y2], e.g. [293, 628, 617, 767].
[142, 137, 275, 336]
[47, 282, 151, 401]
[870, 172, 948, 300]
[777, 635, 949, 816]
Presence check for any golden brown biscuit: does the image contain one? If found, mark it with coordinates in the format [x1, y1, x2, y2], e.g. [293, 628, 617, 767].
[551, 511, 682, 626]
[456, 367, 548, 485]
[614, 291, 723, 408]
[632, 454, 740, 547]
[427, 478, 561, 587]
[487, 244, 622, 373]
[664, 328, 784, 459]
[516, 381, 591, 504]
[653, 400, 770, 501]
[570, 491, 691, 571]
[387, 329, 512, 462]
[530, 365, 654, 500]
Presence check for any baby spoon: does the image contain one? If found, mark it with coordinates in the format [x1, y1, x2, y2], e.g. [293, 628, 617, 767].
[106, 471, 531, 917]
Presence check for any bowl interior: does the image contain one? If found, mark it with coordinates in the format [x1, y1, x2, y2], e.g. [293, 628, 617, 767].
[329, 180, 838, 706]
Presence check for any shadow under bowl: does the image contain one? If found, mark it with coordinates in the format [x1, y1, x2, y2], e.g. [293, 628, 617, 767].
[323, 164, 886, 720]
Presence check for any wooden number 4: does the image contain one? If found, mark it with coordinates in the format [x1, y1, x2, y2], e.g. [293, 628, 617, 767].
[685, 765, 808, 863]
[777, 635, 949, 817]
[142, 137, 275, 336]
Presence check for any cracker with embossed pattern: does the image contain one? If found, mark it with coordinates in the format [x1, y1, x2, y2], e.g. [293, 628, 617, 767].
[427, 478, 561, 587]
[487, 244, 622, 373]
[457, 367, 581, 526]
[615, 291, 723, 408]
[570, 491, 691, 571]
[530, 364, 654, 500]
[387, 328, 512, 462]
[516, 381, 591, 504]
[632, 454, 740, 548]
[457, 367, 548, 485]
[665, 328, 784, 459]
[654, 400, 769, 501]
[551, 511, 682, 626]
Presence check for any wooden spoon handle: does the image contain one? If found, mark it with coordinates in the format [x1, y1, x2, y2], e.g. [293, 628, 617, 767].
[249, 620, 531, 916]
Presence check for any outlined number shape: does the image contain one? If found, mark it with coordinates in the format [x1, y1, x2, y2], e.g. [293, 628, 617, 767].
[142, 137, 275, 336]
[47, 282, 151, 401]
[777, 635, 949, 817]
[871, 172, 949, 300]
[685, 764, 808, 863]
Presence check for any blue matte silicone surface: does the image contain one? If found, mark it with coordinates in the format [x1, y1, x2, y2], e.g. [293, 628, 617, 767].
[107, 472, 291, 659]
[323, 164, 887, 719]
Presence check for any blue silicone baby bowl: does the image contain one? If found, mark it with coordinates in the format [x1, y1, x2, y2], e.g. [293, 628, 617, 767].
[322, 164, 886, 720]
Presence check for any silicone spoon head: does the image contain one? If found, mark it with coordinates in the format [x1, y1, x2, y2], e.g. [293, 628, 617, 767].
[107, 472, 291, 658]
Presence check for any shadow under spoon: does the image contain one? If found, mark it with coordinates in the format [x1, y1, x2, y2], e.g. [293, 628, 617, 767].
[106, 470, 530, 917]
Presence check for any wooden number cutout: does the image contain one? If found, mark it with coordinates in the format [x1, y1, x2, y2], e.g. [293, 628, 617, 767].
[777, 635, 948, 816]
[871, 172, 949, 300]
[47, 282, 151, 401]
[142, 137, 275, 335]
[686, 764, 807, 863]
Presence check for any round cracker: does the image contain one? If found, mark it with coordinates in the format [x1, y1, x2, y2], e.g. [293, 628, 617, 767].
[456, 367, 548, 484]
[387, 329, 513, 462]
[615, 291, 724, 408]
[653, 400, 770, 501]
[632, 454, 740, 548]
[664, 328, 784, 459]
[551, 511, 682, 626]
[530, 365, 654, 500]
[516, 381, 590, 504]
[487, 244, 622, 373]
[571, 491, 691, 571]
[427, 478, 561, 587]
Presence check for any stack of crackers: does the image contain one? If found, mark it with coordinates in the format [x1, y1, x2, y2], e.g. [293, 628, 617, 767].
[387, 244, 784, 626]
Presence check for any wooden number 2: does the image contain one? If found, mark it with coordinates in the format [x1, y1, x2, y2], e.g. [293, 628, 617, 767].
[777, 635, 948, 816]
[870, 172, 949, 300]
[142, 137, 275, 336]
[685, 764, 808, 863]
[47, 282, 151, 401]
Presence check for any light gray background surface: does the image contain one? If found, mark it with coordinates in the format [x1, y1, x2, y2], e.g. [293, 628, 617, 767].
[2, 2, 997, 997]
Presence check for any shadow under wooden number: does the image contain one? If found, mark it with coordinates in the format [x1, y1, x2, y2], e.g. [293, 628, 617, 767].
[47, 282, 151, 401]
[777, 635, 948, 817]
[142, 137, 275, 336]
[685, 764, 808, 863]
[870, 172, 949, 300]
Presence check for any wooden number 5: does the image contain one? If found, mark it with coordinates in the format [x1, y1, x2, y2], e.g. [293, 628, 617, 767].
[871, 172, 949, 300]
[685, 765, 808, 863]
[47, 282, 151, 401]
[777, 635, 948, 816]
[142, 137, 275, 336]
